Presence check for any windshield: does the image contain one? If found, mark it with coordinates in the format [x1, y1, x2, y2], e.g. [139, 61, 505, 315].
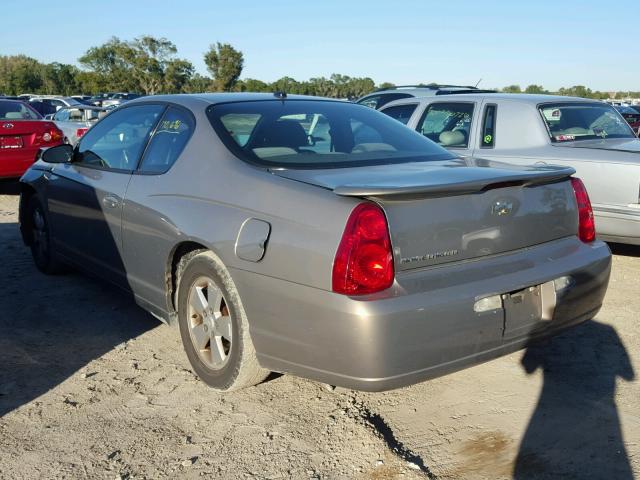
[616, 106, 638, 115]
[207, 100, 456, 169]
[540, 102, 635, 142]
[0, 101, 41, 120]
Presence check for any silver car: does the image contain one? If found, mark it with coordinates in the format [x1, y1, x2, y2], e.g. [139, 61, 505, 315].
[49, 105, 108, 145]
[19, 93, 611, 392]
[380, 93, 640, 245]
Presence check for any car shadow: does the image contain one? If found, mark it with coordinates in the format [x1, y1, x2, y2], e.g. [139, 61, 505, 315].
[0, 220, 158, 417]
[0, 179, 21, 196]
[608, 242, 640, 258]
[513, 319, 635, 479]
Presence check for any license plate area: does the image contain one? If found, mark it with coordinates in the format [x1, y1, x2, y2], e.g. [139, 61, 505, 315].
[503, 281, 556, 339]
[0, 136, 23, 149]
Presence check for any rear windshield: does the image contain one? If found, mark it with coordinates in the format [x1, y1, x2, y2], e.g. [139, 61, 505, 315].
[0, 101, 41, 120]
[207, 100, 456, 169]
[539, 102, 634, 142]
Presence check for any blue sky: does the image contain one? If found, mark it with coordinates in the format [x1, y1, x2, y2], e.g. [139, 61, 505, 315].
[2, 0, 637, 91]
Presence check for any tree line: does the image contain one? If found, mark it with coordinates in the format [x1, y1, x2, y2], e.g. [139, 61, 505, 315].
[1, 35, 637, 100]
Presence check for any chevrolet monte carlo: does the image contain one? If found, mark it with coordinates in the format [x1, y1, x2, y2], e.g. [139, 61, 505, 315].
[19, 93, 611, 391]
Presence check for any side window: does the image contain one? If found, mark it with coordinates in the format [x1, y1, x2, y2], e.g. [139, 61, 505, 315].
[480, 104, 497, 148]
[375, 93, 413, 109]
[380, 104, 418, 125]
[76, 104, 164, 171]
[54, 109, 69, 121]
[416, 103, 475, 148]
[357, 95, 381, 109]
[138, 107, 195, 174]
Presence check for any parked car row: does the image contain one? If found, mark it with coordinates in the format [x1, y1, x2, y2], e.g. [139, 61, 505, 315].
[45, 105, 109, 145]
[15, 92, 613, 394]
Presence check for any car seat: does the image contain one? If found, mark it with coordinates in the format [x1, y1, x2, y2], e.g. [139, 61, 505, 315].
[252, 120, 309, 151]
[439, 130, 466, 146]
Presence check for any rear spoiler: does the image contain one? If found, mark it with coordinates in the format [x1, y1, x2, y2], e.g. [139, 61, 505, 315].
[332, 166, 576, 197]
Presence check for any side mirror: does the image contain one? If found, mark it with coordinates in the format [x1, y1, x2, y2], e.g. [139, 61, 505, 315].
[41, 144, 74, 163]
[44, 114, 54, 120]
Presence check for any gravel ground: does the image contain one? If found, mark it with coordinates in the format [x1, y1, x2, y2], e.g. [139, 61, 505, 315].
[0, 179, 638, 479]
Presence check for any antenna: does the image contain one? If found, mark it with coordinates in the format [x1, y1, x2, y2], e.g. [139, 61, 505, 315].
[474, 78, 483, 88]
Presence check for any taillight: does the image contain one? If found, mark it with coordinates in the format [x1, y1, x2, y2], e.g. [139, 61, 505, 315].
[38, 123, 63, 145]
[76, 128, 88, 138]
[571, 177, 596, 243]
[332, 203, 394, 295]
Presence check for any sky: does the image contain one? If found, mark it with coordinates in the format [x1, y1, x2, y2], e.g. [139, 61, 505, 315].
[1, 0, 637, 91]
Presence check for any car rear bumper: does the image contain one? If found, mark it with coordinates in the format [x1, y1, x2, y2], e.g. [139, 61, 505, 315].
[0, 148, 39, 178]
[231, 237, 611, 391]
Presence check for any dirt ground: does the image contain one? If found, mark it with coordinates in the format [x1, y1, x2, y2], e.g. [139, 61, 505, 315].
[0, 179, 638, 480]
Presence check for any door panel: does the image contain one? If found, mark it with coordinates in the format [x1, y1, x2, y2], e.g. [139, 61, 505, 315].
[47, 163, 132, 287]
[45, 104, 165, 288]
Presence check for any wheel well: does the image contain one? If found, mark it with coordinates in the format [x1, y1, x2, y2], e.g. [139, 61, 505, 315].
[19, 184, 37, 245]
[166, 241, 208, 314]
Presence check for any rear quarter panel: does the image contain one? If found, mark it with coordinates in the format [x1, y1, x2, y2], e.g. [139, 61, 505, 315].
[121, 119, 358, 317]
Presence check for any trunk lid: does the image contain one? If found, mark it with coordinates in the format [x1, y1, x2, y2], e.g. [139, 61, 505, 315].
[0, 120, 50, 149]
[273, 158, 578, 270]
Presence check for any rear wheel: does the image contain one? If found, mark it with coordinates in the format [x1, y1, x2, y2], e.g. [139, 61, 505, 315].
[176, 250, 269, 391]
[27, 196, 63, 274]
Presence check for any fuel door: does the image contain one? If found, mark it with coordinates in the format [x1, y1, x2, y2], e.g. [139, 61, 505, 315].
[235, 218, 271, 262]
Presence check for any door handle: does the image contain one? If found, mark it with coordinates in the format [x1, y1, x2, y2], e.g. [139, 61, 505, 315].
[102, 195, 121, 209]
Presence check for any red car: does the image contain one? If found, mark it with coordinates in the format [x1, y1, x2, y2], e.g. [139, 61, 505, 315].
[615, 105, 640, 136]
[0, 100, 64, 179]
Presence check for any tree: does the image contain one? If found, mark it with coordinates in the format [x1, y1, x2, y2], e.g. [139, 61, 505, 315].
[204, 43, 244, 92]
[0, 55, 43, 95]
[525, 84, 546, 94]
[502, 85, 522, 93]
[183, 73, 213, 93]
[236, 78, 269, 92]
[79, 36, 194, 95]
[164, 59, 195, 93]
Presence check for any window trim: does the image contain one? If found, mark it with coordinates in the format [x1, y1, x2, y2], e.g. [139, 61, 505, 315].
[73, 102, 167, 174]
[416, 101, 476, 150]
[134, 103, 197, 175]
[479, 103, 497, 149]
[379, 103, 419, 125]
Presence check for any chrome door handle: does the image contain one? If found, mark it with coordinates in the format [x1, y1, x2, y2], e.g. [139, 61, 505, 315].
[102, 195, 120, 209]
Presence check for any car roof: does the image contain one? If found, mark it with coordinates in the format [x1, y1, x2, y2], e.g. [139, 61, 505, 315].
[380, 93, 607, 109]
[58, 104, 106, 111]
[128, 92, 343, 108]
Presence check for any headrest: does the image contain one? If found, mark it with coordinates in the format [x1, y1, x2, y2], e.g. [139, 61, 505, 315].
[439, 130, 466, 146]
[258, 120, 308, 149]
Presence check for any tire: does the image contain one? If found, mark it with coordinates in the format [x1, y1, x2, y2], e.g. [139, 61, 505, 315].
[176, 249, 269, 391]
[27, 195, 63, 274]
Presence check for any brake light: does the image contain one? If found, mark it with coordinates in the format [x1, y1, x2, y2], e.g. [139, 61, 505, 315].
[332, 203, 394, 295]
[37, 123, 63, 145]
[571, 177, 596, 243]
[76, 128, 88, 138]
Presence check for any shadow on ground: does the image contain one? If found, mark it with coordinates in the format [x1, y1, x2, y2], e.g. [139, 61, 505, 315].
[608, 242, 640, 258]
[514, 319, 635, 479]
[0, 179, 20, 196]
[0, 220, 158, 417]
